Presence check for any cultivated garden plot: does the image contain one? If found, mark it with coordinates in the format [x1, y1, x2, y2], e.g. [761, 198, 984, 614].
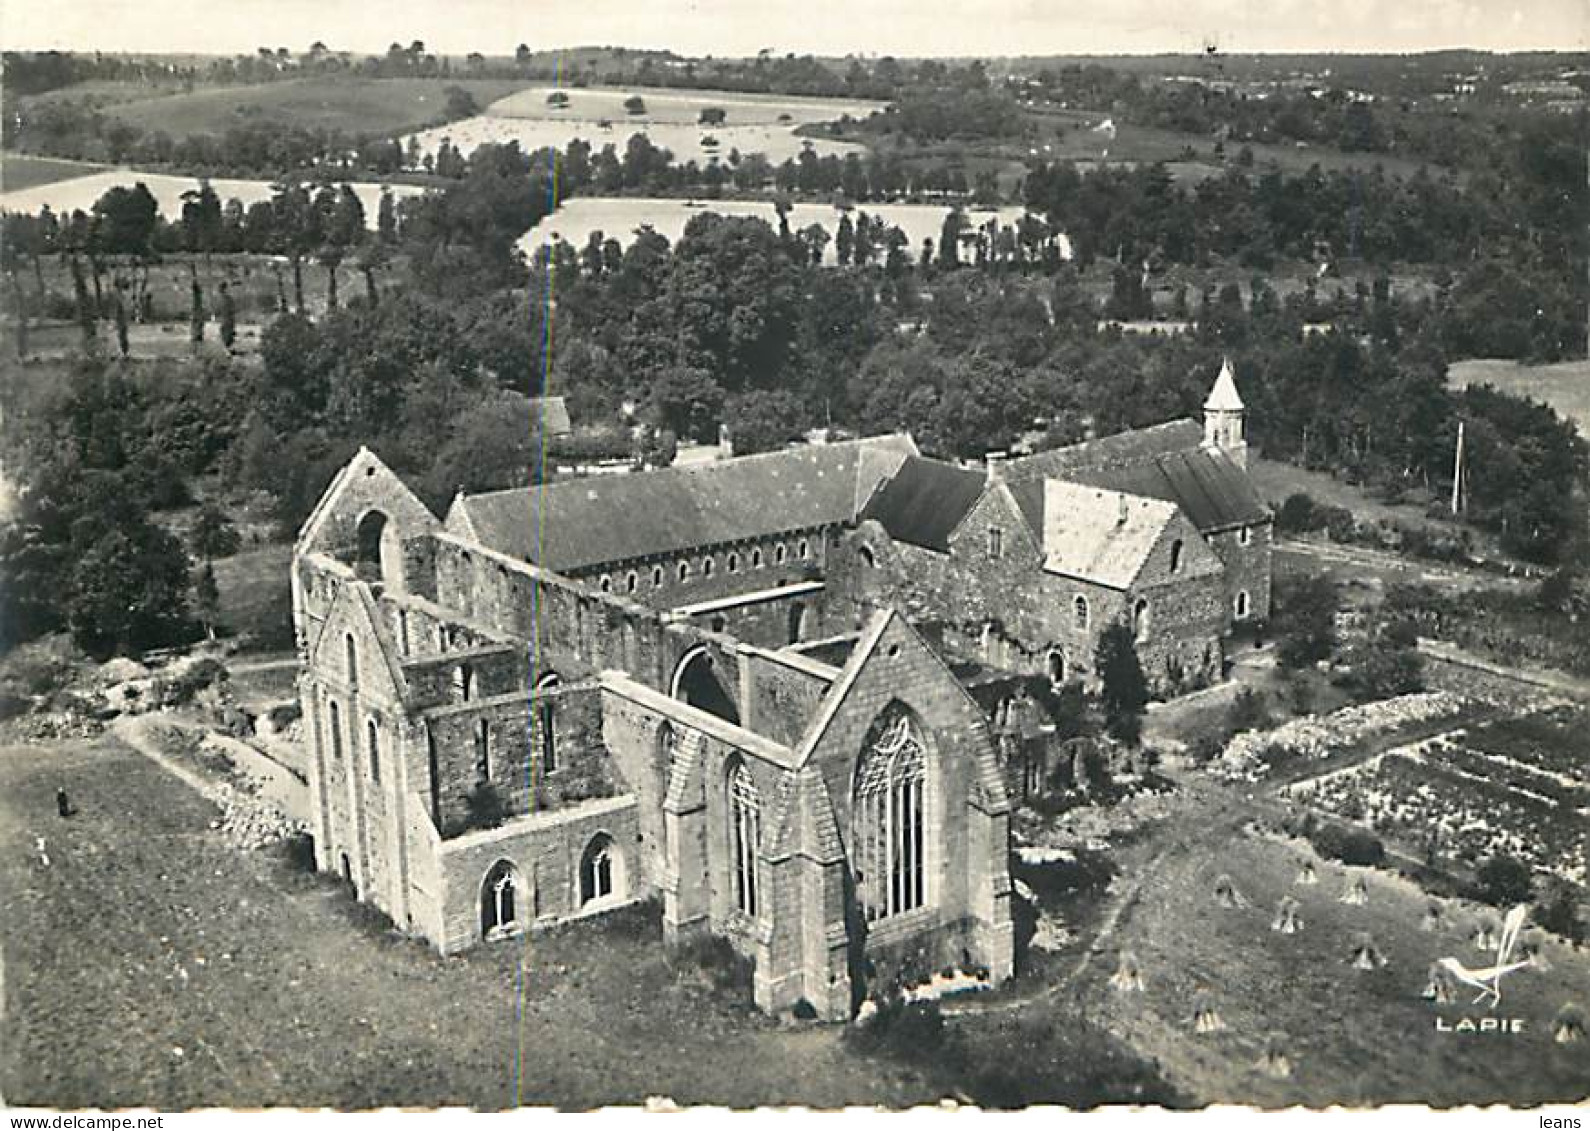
[1082, 828, 1590, 1107]
[1285, 706, 1590, 886]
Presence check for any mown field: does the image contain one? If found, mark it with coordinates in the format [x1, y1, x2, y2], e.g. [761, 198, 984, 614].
[1449, 358, 1590, 443]
[1080, 821, 1590, 1106]
[86, 77, 531, 141]
[0, 734, 943, 1109]
[0, 152, 109, 192]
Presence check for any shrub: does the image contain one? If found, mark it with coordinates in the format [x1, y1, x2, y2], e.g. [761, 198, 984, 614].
[1310, 822, 1385, 867]
[1276, 492, 1320, 534]
[1535, 882, 1585, 944]
[1227, 688, 1271, 733]
[846, 996, 947, 1060]
[1475, 854, 1533, 907]
[464, 781, 508, 830]
[669, 932, 754, 998]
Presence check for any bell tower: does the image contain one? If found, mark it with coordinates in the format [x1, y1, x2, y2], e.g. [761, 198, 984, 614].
[1203, 357, 1247, 469]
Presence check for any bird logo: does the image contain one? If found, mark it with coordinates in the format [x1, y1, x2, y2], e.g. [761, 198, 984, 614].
[1437, 904, 1532, 1008]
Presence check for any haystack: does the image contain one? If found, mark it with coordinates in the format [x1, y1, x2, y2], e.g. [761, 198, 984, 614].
[1257, 1034, 1291, 1079]
[1294, 861, 1318, 886]
[1419, 902, 1444, 933]
[1190, 991, 1225, 1034]
[1213, 873, 1247, 909]
[1422, 963, 1456, 1004]
[1520, 930, 1550, 972]
[1109, 950, 1145, 993]
[1338, 875, 1368, 906]
[1350, 931, 1387, 970]
[1554, 1004, 1585, 1045]
[1271, 896, 1303, 935]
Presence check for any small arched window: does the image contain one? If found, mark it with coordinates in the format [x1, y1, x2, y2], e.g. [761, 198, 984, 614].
[858, 544, 876, 568]
[703, 556, 715, 578]
[366, 718, 381, 783]
[751, 547, 764, 568]
[1238, 525, 1253, 546]
[481, 859, 523, 937]
[798, 539, 810, 560]
[626, 571, 638, 594]
[599, 574, 613, 593]
[775, 543, 788, 564]
[344, 633, 358, 687]
[1047, 649, 1066, 686]
[1073, 595, 1090, 630]
[580, 834, 618, 904]
[1169, 539, 1184, 574]
[1133, 598, 1151, 641]
[1235, 590, 1251, 620]
[678, 560, 692, 582]
[652, 565, 664, 587]
[727, 552, 740, 573]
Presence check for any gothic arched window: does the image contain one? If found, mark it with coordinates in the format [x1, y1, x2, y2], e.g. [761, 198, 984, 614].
[1073, 594, 1090, 630]
[852, 706, 928, 923]
[728, 758, 762, 918]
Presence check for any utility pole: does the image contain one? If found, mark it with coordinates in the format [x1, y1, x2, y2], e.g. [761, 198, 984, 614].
[1450, 420, 1465, 516]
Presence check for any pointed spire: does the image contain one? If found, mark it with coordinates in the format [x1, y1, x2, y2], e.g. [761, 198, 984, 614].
[1205, 357, 1244, 411]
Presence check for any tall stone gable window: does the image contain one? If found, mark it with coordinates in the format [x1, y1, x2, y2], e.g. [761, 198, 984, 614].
[1169, 539, 1184, 574]
[475, 718, 491, 781]
[1133, 598, 1151, 641]
[536, 673, 561, 773]
[366, 718, 380, 782]
[728, 758, 762, 918]
[852, 706, 928, 923]
[328, 699, 343, 760]
[344, 633, 358, 687]
[1073, 595, 1090, 630]
[987, 526, 1004, 560]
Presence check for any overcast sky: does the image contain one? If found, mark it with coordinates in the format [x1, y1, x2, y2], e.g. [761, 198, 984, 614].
[5, 0, 1586, 57]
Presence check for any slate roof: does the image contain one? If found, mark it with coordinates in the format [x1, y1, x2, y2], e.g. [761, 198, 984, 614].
[1039, 480, 1180, 590]
[857, 456, 988, 552]
[447, 434, 917, 572]
[1004, 419, 1269, 534]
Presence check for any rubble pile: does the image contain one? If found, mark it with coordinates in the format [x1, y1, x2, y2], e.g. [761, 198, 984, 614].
[212, 783, 308, 851]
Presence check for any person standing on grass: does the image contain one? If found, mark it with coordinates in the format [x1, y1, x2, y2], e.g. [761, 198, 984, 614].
[56, 787, 71, 818]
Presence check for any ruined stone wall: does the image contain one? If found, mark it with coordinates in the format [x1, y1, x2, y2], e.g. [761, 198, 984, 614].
[432, 796, 642, 954]
[422, 682, 615, 837]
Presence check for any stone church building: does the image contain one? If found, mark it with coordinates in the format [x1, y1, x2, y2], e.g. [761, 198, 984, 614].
[290, 361, 1269, 1018]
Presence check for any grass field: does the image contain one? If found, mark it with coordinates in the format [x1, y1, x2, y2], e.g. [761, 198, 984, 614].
[0, 171, 423, 230]
[521, 196, 1040, 264]
[1449, 358, 1590, 442]
[488, 85, 883, 127]
[0, 734, 945, 1108]
[90, 77, 531, 141]
[1080, 812, 1590, 1106]
[0, 153, 109, 193]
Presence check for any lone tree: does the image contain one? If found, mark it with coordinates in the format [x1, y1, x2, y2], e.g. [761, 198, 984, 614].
[699, 106, 727, 125]
[1476, 854, 1533, 907]
[1275, 573, 1338, 669]
[623, 94, 647, 115]
[1095, 623, 1148, 746]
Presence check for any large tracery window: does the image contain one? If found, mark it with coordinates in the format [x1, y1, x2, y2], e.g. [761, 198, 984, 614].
[852, 707, 928, 923]
[728, 759, 762, 918]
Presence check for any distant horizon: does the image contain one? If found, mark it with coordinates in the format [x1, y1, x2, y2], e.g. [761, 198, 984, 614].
[6, 43, 1590, 61]
[4, 0, 1586, 60]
